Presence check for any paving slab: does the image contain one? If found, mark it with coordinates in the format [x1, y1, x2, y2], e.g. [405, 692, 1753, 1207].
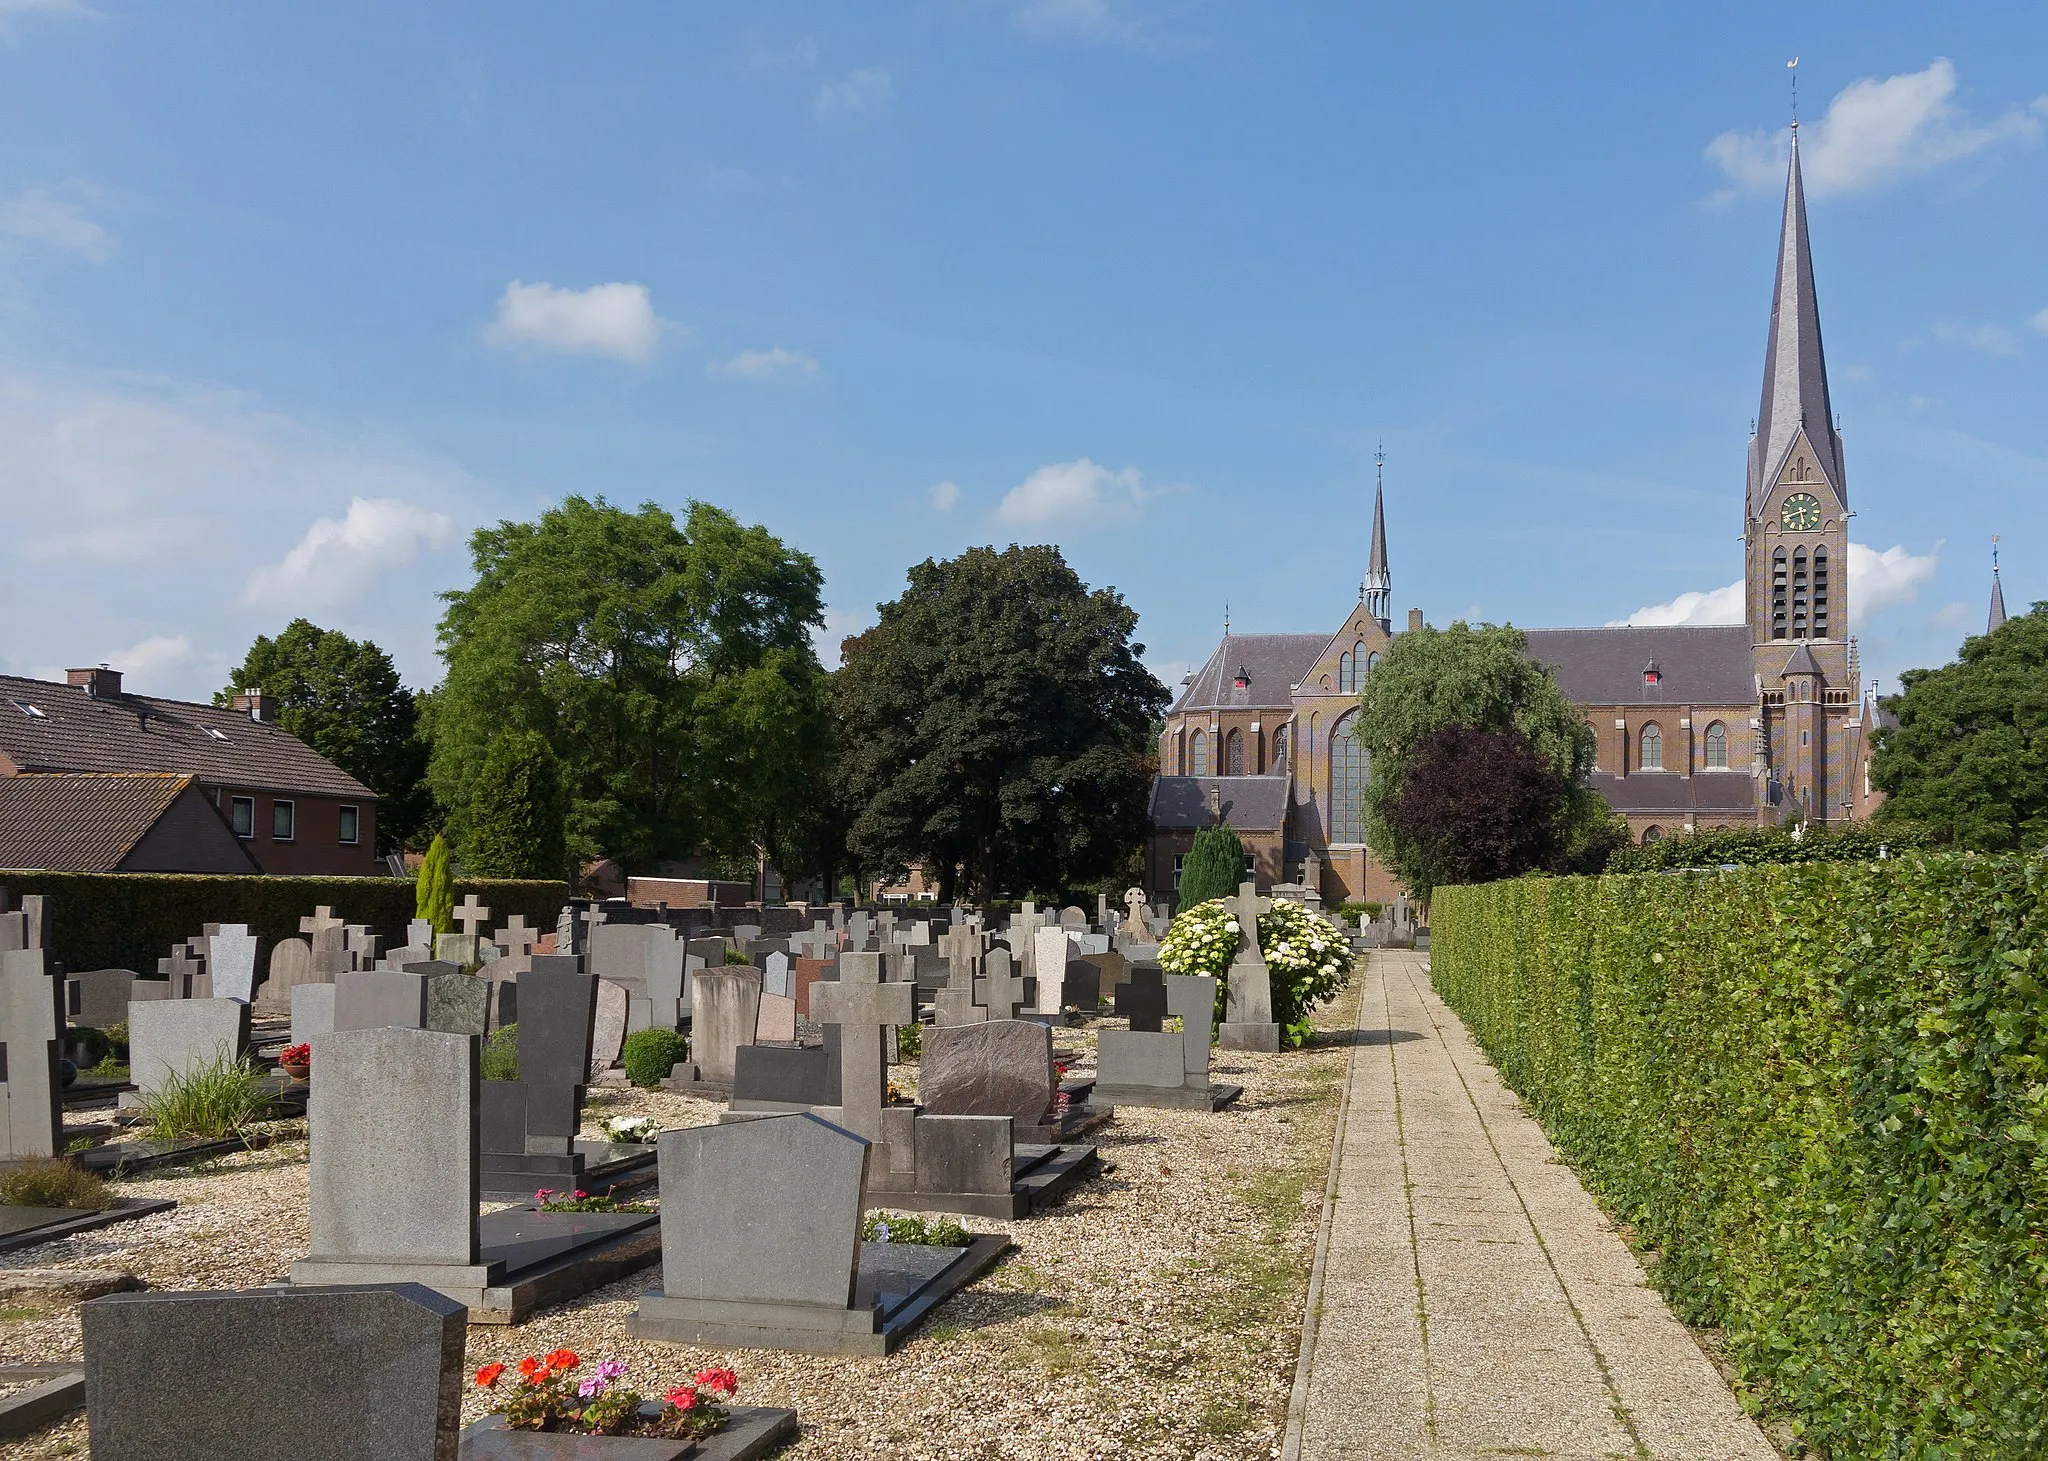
[1289, 952, 1775, 1461]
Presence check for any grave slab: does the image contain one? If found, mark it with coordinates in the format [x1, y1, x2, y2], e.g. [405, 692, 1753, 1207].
[0, 1197, 179, 1256]
[461, 1405, 798, 1461]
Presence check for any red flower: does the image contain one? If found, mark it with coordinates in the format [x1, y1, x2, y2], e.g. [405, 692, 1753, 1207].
[517, 1356, 543, 1379]
[694, 1367, 738, 1398]
[474, 1362, 507, 1388]
[572, 1190, 587, 1200]
[545, 1349, 580, 1372]
[665, 1386, 699, 1412]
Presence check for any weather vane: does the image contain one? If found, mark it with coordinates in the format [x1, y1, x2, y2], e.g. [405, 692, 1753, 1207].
[1788, 56, 1799, 129]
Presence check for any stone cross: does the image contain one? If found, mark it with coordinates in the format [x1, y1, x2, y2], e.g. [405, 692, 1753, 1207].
[1124, 887, 1150, 935]
[979, 947, 1026, 1022]
[809, 951, 913, 1152]
[453, 895, 491, 938]
[1115, 966, 1169, 1033]
[299, 906, 342, 936]
[160, 947, 204, 999]
[496, 915, 538, 955]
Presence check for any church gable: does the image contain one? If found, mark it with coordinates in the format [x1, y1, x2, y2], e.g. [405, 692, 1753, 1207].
[1758, 426, 1845, 529]
[1300, 605, 1393, 698]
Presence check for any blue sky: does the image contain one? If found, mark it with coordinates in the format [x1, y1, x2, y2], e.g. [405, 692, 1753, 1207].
[2, 1, 2043, 704]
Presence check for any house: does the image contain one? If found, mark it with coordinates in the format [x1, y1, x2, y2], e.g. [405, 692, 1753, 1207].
[0, 773, 258, 873]
[0, 668, 380, 876]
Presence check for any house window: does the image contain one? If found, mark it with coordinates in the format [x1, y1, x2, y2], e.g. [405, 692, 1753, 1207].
[272, 800, 296, 841]
[1330, 711, 1366, 844]
[1189, 730, 1210, 777]
[230, 796, 255, 838]
[1640, 723, 1663, 770]
[1224, 728, 1245, 776]
[1704, 722, 1728, 769]
[1171, 854, 1185, 890]
[338, 805, 360, 845]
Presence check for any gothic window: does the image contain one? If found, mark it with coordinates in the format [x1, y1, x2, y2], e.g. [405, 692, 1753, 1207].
[1272, 725, 1289, 767]
[1353, 641, 1367, 679]
[1337, 651, 1354, 694]
[1189, 730, 1209, 777]
[1330, 711, 1366, 844]
[1812, 548, 1830, 638]
[1308, 713, 1320, 778]
[1224, 728, 1245, 776]
[1640, 722, 1663, 770]
[1793, 549, 1809, 639]
[1366, 651, 1380, 679]
[1704, 721, 1728, 769]
[1771, 547, 1788, 639]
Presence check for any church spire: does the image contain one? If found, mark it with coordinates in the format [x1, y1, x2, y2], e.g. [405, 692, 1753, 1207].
[1365, 446, 1392, 634]
[1989, 539, 2008, 634]
[1748, 126, 1846, 522]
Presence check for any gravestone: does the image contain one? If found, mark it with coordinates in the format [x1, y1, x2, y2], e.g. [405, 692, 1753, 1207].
[66, 969, 136, 1029]
[1063, 960, 1102, 1013]
[648, 941, 687, 1030]
[591, 979, 629, 1074]
[932, 952, 984, 1027]
[1032, 928, 1071, 1014]
[124, 999, 248, 1105]
[333, 969, 428, 1032]
[1218, 880, 1280, 1052]
[793, 956, 833, 1016]
[479, 957, 598, 1195]
[676, 972, 762, 1088]
[158, 945, 209, 1000]
[731, 1026, 842, 1112]
[1122, 887, 1150, 939]
[809, 952, 913, 1163]
[0, 948, 63, 1158]
[253, 938, 315, 1015]
[763, 952, 794, 999]
[919, 1020, 1056, 1132]
[756, 992, 798, 1043]
[291, 982, 337, 1046]
[1095, 973, 1239, 1110]
[980, 947, 1026, 1022]
[424, 972, 491, 1039]
[1059, 906, 1088, 931]
[82, 1283, 468, 1461]
[1115, 965, 1168, 1032]
[208, 925, 259, 1004]
[914, 1114, 1013, 1198]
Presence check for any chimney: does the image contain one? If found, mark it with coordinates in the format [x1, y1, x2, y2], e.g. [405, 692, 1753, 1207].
[67, 666, 123, 699]
[232, 688, 275, 723]
[1406, 608, 1424, 633]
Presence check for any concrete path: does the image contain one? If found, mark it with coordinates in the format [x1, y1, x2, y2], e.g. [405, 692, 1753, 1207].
[1288, 951, 1776, 1461]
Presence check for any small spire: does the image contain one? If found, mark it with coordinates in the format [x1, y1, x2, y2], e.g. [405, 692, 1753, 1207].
[1223, 601, 1230, 636]
[1988, 536, 2008, 634]
[1365, 444, 1392, 634]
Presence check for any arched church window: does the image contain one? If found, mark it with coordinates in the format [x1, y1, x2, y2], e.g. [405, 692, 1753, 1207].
[1272, 725, 1289, 767]
[1353, 641, 1367, 678]
[1337, 651, 1354, 694]
[1772, 548, 1788, 640]
[1642, 825, 1664, 845]
[1366, 652, 1379, 678]
[1792, 549, 1809, 638]
[1640, 722, 1663, 770]
[1704, 722, 1728, 769]
[1308, 713, 1320, 777]
[1812, 548, 1830, 638]
[1189, 730, 1209, 778]
[1224, 728, 1245, 776]
[1330, 711, 1366, 844]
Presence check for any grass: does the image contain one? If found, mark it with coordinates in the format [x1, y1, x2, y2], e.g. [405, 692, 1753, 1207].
[136, 1051, 272, 1142]
[481, 1023, 520, 1082]
[0, 1156, 114, 1211]
[861, 1211, 969, 1246]
[1003, 1323, 1088, 1376]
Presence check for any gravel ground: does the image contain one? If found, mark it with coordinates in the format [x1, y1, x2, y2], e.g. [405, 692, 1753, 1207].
[3, 965, 1360, 1461]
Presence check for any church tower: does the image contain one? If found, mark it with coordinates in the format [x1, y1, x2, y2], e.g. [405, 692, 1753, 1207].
[1364, 456, 1392, 636]
[1745, 128, 1854, 821]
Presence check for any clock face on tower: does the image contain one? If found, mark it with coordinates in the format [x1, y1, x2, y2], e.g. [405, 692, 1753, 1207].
[1780, 493, 1822, 532]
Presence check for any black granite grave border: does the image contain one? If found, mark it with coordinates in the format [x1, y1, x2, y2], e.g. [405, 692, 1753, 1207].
[1089, 1081, 1244, 1111]
[0, 1197, 178, 1256]
[76, 1129, 283, 1178]
[462, 1403, 798, 1460]
[868, 1142, 1099, 1220]
[0, 1367, 85, 1440]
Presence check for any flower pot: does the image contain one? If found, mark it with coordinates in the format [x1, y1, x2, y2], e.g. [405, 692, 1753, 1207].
[281, 1062, 310, 1082]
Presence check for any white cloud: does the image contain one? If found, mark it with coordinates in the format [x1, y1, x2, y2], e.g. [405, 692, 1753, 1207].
[814, 66, 892, 118]
[1612, 541, 1940, 630]
[486, 280, 669, 363]
[996, 457, 1155, 531]
[0, 184, 113, 261]
[243, 497, 457, 612]
[810, 605, 875, 671]
[2032, 307, 2048, 334]
[928, 480, 960, 511]
[1705, 60, 2047, 197]
[1932, 601, 1972, 629]
[1012, 0, 1143, 45]
[708, 346, 818, 381]
[1933, 320, 2022, 357]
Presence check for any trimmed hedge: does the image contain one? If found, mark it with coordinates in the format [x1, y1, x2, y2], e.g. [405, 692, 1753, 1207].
[1606, 819, 1942, 873]
[1431, 857, 2047, 1458]
[0, 872, 568, 977]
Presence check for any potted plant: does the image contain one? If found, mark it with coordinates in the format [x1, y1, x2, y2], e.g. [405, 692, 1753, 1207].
[603, 1115, 661, 1146]
[472, 1350, 737, 1447]
[278, 1043, 311, 1082]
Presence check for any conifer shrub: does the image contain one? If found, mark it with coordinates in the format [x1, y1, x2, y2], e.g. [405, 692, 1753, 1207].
[1175, 823, 1245, 910]
[621, 1028, 687, 1088]
[464, 730, 568, 880]
[416, 834, 455, 935]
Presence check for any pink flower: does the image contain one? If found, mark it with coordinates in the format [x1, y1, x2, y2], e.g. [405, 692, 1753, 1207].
[597, 1360, 626, 1383]
[577, 1375, 605, 1399]
[534, 1188, 552, 1202]
[572, 1190, 588, 1200]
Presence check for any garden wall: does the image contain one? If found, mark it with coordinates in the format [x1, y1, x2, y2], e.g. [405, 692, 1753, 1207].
[0, 872, 568, 976]
[1431, 856, 2045, 1459]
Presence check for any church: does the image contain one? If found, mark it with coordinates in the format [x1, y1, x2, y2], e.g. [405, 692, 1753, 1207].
[1146, 131, 1886, 905]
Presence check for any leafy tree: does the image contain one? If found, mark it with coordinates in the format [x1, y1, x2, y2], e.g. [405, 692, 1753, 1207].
[464, 730, 568, 879]
[1357, 621, 1601, 899]
[1385, 724, 1564, 890]
[1176, 823, 1246, 909]
[218, 620, 432, 853]
[1873, 603, 2048, 850]
[833, 544, 1168, 904]
[416, 833, 454, 935]
[429, 497, 828, 873]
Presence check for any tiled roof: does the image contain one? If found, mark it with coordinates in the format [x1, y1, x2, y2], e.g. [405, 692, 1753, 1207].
[1150, 775, 1290, 832]
[1170, 634, 1328, 713]
[1522, 626, 1755, 707]
[0, 675, 373, 799]
[1587, 771, 1758, 814]
[0, 772, 223, 872]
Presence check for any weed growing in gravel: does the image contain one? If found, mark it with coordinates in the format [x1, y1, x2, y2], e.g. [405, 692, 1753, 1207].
[0, 1156, 114, 1211]
[1004, 1324, 1087, 1376]
[138, 1052, 271, 1142]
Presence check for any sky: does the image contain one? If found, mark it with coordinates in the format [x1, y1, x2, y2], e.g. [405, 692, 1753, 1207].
[2, 1, 2044, 705]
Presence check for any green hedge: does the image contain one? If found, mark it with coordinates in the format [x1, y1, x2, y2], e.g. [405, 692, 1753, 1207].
[1431, 856, 2046, 1459]
[1606, 819, 1942, 873]
[0, 873, 568, 976]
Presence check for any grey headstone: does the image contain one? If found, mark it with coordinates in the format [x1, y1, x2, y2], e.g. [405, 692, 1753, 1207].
[763, 952, 793, 999]
[732, 1028, 841, 1108]
[127, 999, 248, 1100]
[1075, 933, 1110, 956]
[424, 974, 491, 1038]
[256, 938, 315, 1011]
[1168, 973, 1218, 1078]
[290, 982, 337, 1046]
[1032, 928, 1070, 1013]
[919, 1019, 1055, 1128]
[914, 1114, 1012, 1196]
[67, 969, 137, 1029]
[82, 1284, 468, 1461]
[688, 972, 761, 1086]
[1059, 905, 1088, 930]
[1096, 1029, 1185, 1088]
[333, 970, 428, 1033]
[0, 950, 63, 1158]
[591, 980, 628, 1073]
[305, 1027, 478, 1267]
[652, 1114, 868, 1308]
[208, 926, 259, 1004]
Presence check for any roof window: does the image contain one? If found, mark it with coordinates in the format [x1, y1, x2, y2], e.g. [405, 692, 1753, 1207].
[11, 700, 46, 718]
[204, 726, 230, 742]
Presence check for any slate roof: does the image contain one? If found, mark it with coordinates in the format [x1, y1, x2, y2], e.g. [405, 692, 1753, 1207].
[1150, 775, 1290, 832]
[0, 675, 374, 799]
[1522, 626, 1755, 706]
[1170, 634, 1328, 713]
[1777, 643, 1822, 678]
[0, 772, 234, 872]
[1587, 771, 1757, 815]
[1748, 132, 1847, 518]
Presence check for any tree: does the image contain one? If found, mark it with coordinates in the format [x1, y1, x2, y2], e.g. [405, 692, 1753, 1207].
[429, 497, 829, 873]
[1385, 724, 1564, 890]
[1873, 604, 2048, 851]
[416, 833, 454, 934]
[464, 730, 568, 879]
[1176, 823, 1246, 909]
[1356, 621, 1602, 899]
[832, 544, 1168, 904]
[218, 620, 432, 853]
